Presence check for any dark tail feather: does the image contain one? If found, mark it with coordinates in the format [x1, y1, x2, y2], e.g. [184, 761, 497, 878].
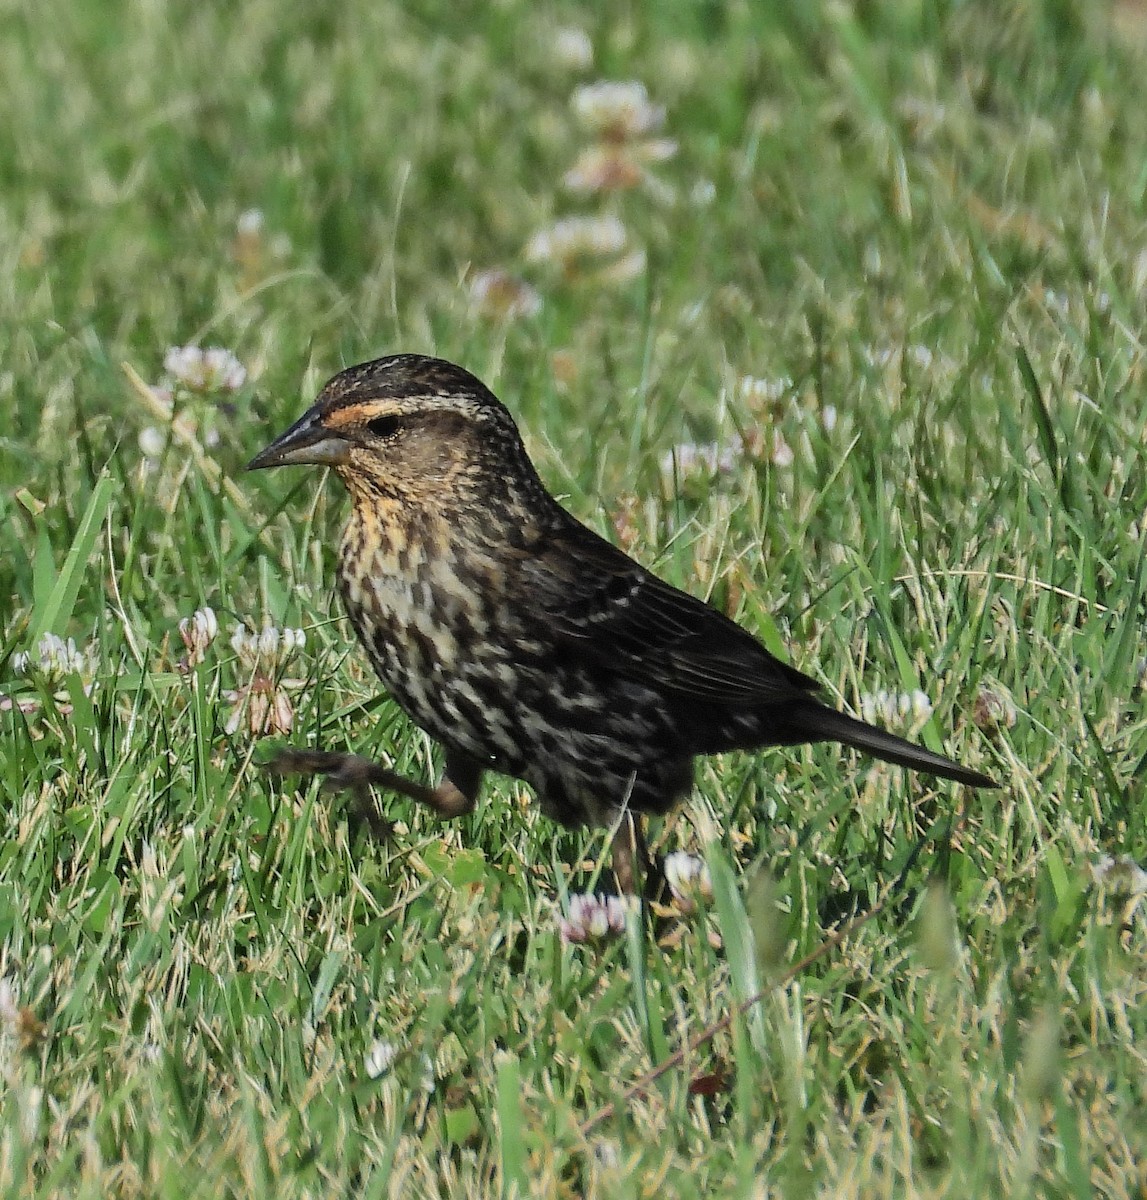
[792, 703, 999, 789]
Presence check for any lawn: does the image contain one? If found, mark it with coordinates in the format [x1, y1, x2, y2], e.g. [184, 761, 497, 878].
[1, 1, 1144, 1196]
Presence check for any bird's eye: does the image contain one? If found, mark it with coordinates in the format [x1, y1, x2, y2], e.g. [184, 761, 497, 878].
[366, 414, 403, 439]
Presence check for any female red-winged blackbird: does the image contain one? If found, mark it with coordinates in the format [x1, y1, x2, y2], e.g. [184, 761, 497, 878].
[247, 354, 997, 890]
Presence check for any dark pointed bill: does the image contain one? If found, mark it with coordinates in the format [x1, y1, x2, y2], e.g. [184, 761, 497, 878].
[245, 407, 353, 471]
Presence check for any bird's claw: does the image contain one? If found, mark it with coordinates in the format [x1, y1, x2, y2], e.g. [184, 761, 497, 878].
[260, 747, 393, 839]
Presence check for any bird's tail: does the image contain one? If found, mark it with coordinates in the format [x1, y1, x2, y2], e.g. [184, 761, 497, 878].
[787, 702, 998, 789]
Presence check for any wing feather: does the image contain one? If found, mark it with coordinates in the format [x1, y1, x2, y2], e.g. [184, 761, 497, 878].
[518, 521, 818, 706]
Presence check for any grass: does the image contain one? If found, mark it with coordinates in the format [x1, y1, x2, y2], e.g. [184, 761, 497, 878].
[1, 0, 1145, 1195]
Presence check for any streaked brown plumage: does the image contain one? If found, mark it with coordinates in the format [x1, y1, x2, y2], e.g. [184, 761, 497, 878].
[247, 354, 998, 890]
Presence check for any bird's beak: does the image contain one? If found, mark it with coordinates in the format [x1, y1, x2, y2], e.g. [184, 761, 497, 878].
[245, 407, 354, 471]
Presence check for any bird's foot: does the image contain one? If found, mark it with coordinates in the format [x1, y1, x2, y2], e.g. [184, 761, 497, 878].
[260, 748, 394, 839]
[261, 746, 478, 825]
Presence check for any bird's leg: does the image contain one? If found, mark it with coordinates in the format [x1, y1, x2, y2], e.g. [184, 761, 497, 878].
[610, 811, 649, 897]
[434, 751, 485, 818]
[261, 748, 483, 832]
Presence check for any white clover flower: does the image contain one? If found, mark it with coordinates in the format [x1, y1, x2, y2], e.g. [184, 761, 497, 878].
[230, 622, 306, 673]
[257, 627, 281, 659]
[469, 269, 542, 320]
[163, 345, 247, 393]
[1090, 855, 1147, 894]
[559, 893, 635, 943]
[738, 376, 834, 447]
[223, 680, 299, 737]
[770, 431, 795, 468]
[572, 81, 664, 140]
[563, 146, 642, 194]
[525, 215, 629, 266]
[552, 26, 593, 71]
[231, 625, 254, 662]
[12, 633, 95, 684]
[225, 622, 307, 737]
[138, 425, 167, 461]
[659, 437, 743, 481]
[563, 140, 677, 195]
[236, 208, 265, 237]
[178, 607, 219, 669]
[563, 78, 674, 196]
[739, 375, 793, 406]
[364, 1039, 399, 1079]
[663, 852, 713, 914]
[859, 689, 933, 728]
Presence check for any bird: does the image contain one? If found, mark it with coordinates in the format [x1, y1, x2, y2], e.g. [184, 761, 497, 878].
[246, 354, 998, 892]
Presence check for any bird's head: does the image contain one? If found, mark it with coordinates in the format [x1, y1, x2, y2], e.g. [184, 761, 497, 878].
[247, 355, 541, 509]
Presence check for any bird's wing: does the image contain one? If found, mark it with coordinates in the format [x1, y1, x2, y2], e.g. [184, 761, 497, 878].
[518, 521, 819, 706]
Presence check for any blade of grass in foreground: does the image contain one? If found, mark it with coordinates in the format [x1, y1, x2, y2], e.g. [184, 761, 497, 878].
[29, 470, 116, 644]
[707, 843, 765, 1054]
[496, 1054, 528, 1200]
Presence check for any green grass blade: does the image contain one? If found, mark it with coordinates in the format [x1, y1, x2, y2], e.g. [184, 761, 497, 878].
[30, 470, 116, 643]
[707, 843, 765, 1054]
[496, 1054, 528, 1199]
